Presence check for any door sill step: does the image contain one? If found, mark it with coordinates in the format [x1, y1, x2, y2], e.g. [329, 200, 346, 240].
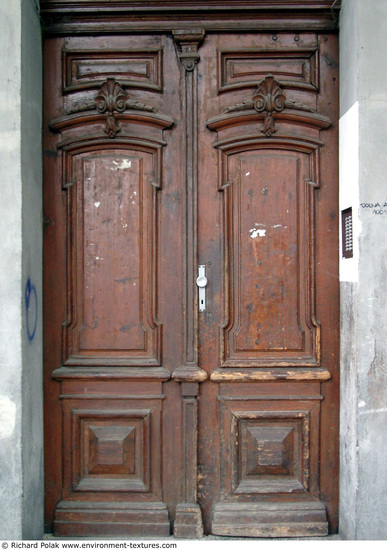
[54, 500, 170, 537]
[212, 501, 328, 538]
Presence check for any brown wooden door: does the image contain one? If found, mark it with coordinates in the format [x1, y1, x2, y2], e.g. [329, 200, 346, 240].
[44, 29, 339, 538]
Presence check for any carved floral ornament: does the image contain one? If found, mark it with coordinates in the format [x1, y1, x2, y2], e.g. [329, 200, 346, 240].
[225, 74, 314, 137]
[95, 78, 130, 137]
[253, 75, 286, 136]
[67, 77, 156, 138]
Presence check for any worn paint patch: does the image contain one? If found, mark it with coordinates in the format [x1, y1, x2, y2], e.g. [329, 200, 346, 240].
[111, 159, 132, 170]
[250, 228, 266, 238]
[0, 396, 16, 439]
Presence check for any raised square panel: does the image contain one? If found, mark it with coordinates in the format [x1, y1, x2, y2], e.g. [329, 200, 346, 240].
[63, 49, 163, 93]
[72, 408, 151, 493]
[245, 425, 293, 476]
[87, 424, 135, 474]
[220, 404, 316, 496]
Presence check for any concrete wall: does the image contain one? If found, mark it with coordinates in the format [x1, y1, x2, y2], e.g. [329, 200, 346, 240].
[0, 0, 43, 539]
[339, 0, 387, 540]
[21, 0, 44, 539]
[0, 0, 23, 537]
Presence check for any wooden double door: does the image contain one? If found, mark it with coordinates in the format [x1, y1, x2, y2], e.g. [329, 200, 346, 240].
[44, 29, 339, 537]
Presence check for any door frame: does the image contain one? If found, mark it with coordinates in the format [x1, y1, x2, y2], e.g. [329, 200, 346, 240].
[41, 0, 341, 538]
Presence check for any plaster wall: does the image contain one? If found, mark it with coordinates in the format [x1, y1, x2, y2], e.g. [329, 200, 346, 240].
[355, 0, 387, 538]
[0, 0, 24, 538]
[339, 0, 387, 540]
[21, 0, 44, 539]
[0, 0, 43, 539]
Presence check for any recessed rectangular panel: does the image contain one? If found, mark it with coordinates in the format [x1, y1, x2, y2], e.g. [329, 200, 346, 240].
[238, 154, 302, 352]
[221, 149, 319, 367]
[64, 148, 161, 366]
[63, 49, 163, 92]
[218, 49, 318, 93]
[81, 155, 144, 352]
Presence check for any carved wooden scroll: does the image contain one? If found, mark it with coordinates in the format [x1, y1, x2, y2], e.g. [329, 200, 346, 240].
[224, 74, 316, 137]
[172, 29, 206, 538]
[65, 77, 156, 137]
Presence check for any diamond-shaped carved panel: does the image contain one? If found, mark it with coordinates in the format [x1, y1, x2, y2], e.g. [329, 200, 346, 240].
[245, 425, 294, 476]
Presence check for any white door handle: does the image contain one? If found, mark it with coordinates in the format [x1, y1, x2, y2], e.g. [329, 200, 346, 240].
[196, 265, 207, 311]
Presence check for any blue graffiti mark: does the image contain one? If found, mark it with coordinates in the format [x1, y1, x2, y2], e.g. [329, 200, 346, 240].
[25, 278, 37, 341]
